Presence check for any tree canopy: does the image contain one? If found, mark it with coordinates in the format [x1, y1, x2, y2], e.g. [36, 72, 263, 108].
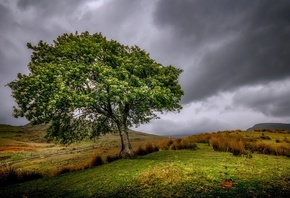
[7, 31, 184, 157]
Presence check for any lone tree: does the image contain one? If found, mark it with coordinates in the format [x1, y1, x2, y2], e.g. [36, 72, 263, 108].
[7, 32, 184, 158]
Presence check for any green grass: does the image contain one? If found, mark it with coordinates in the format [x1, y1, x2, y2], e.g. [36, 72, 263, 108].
[1, 144, 290, 197]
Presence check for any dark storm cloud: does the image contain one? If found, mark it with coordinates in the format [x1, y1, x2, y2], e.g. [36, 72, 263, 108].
[154, 0, 290, 103]
[17, 0, 86, 17]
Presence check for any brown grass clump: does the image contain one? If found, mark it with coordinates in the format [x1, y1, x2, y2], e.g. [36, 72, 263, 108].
[246, 141, 290, 156]
[158, 139, 174, 150]
[209, 134, 248, 156]
[145, 143, 159, 153]
[135, 143, 159, 156]
[158, 138, 197, 151]
[179, 138, 198, 150]
[253, 142, 273, 155]
[274, 144, 290, 156]
[210, 136, 229, 152]
[157, 137, 197, 151]
[228, 140, 246, 156]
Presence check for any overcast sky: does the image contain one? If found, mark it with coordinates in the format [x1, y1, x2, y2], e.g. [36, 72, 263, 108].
[1, 0, 290, 136]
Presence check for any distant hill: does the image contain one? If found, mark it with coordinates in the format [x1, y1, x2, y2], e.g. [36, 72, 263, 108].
[247, 123, 290, 131]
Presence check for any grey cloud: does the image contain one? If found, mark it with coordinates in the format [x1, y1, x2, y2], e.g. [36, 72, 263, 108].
[154, 0, 290, 103]
[149, 117, 230, 136]
[233, 81, 290, 117]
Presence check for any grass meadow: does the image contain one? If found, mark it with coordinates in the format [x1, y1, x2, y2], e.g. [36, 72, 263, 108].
[0, 124, 290, 197]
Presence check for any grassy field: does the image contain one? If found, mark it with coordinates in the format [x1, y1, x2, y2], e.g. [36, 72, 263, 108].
[1, 144, 290, 197]
[0, 125, 290, 197]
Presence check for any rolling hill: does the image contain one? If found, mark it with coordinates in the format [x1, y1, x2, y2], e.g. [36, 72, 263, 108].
[247, 123, 290, 131]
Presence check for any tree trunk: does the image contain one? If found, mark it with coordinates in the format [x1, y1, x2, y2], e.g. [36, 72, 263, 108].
[118, 124, 135, 158]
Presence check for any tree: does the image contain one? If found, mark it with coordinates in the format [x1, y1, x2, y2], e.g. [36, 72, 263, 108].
[7, 31, 184, 158]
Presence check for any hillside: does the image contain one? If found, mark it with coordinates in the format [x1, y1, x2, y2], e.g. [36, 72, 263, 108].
[247, 123, 290, 131]
[0, 124, 166, 174]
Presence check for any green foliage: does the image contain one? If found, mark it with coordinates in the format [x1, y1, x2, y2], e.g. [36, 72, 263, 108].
[7, 31, 184, 144]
